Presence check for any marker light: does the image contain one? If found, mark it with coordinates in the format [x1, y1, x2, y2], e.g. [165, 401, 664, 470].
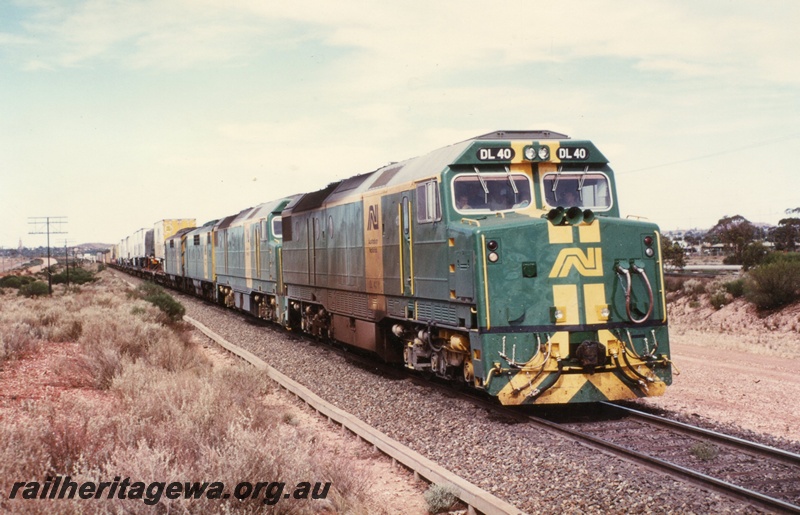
[644, 236, 653, 246]
[487, 240, 499, 251]
[553, 308, 565, 321]
[488, 251, 499, 263]
[645, 247, 655, 257]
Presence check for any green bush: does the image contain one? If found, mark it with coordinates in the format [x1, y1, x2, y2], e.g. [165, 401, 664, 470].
[723, 278, 745, 298]
[19, 281, 50, 297]
[745, 260, 800, 310]
[136, 283, 185, 323]
[741, 242, 768, 270]
[52, 267, 96, 285]
[709, 289, 732, 310]
[0, 275, 35, 289]
[762, 251, 800, 265]
[136, 282, 163, 298]
[0, 276, 23, 288]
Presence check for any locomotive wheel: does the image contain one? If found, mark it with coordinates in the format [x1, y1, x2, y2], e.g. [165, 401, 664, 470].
[431, 351, 448, 377]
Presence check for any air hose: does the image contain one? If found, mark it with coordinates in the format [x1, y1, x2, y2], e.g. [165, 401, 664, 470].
[616, 264, 654, 324]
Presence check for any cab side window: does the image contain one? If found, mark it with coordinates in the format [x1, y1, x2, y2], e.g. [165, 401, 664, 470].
[415, 180, 441, 223]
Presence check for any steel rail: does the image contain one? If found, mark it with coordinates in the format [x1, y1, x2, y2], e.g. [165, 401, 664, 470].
[600, 401, 800, 467]
[522, 410, 800, 514]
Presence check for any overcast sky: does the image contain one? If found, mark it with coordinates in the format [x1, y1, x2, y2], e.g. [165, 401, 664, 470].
[1, 0, 799, 249]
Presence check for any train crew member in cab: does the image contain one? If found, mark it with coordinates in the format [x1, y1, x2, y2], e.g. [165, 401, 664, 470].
[456, 193, 472, 210]
[488, 187, 512, 211]
[560, 189, 580, 207]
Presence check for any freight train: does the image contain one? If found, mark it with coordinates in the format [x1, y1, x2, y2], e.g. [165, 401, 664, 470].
[113, 130, 673, 405]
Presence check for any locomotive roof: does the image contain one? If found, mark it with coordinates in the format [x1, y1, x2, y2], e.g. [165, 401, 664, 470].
[165, 226, 197, 241]
[469, 129, 569, 140]
[209, 196, 299, 232]
[284, 130, 605, 214]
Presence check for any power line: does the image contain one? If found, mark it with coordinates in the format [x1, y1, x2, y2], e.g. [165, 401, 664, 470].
[618, 133, 800, 175]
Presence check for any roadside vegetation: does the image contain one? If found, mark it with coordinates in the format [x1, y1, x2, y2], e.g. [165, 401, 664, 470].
[0, 270, 378, 513]
[0, 262, 99, 298]
[664, 252, 800, 312]
[662, 208, 800, 312]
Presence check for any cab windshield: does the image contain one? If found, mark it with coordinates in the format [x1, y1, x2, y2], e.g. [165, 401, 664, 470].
[452, 173, 532, 213]
[542, 171, 612, 210]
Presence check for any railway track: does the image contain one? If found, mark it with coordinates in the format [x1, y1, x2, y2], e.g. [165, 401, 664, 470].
[299, 334, 800, 513]
[551, 402, 800, 514]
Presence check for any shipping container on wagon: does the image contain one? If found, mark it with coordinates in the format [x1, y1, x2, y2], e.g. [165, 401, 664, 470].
[120, 237, 130, 262]
[153, 219, 196, 261]
[131, 228, 147, 259]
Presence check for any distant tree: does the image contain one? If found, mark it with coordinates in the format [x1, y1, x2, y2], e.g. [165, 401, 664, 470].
[683, 232, 703, 246]
[741, 242, 768, 270]
[705, 215, 758, 264]
[660, 235, 686, 270]
[771, 209, 800, 251]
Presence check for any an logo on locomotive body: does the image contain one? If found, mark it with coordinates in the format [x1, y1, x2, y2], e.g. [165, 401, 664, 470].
[363, 197, 384, 295]
[367, 204, 380, 231]
[549, 247, 603, 278]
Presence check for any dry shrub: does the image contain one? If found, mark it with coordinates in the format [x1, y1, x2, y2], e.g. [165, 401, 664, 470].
[79, 362, 338, 513]
[0, 411, 51, 481]
[145, 329, 207, 372]
[0, 297, 42, 361]
[79, 305, 163, 361]
[664, 275, 685, 293]
[424, 483, 459, 513]
[38, 397, 120, 475]
[314, 452, 372, 511]
[0, 272, 376, 514]
[36, 305, 84, 343]
[682, 278, 706, 296]
[75, 347, 126, 390]
[0, 323, 40, 361]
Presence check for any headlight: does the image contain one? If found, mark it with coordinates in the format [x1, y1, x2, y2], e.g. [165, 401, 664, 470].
[524, 147, 535, 160]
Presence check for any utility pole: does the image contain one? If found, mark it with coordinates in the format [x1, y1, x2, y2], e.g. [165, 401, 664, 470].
[28, 216, 68, 294]
[62, 239, 74, 287]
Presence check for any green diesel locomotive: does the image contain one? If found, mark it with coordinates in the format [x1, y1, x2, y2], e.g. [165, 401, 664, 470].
[277, 130, 672, 405]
